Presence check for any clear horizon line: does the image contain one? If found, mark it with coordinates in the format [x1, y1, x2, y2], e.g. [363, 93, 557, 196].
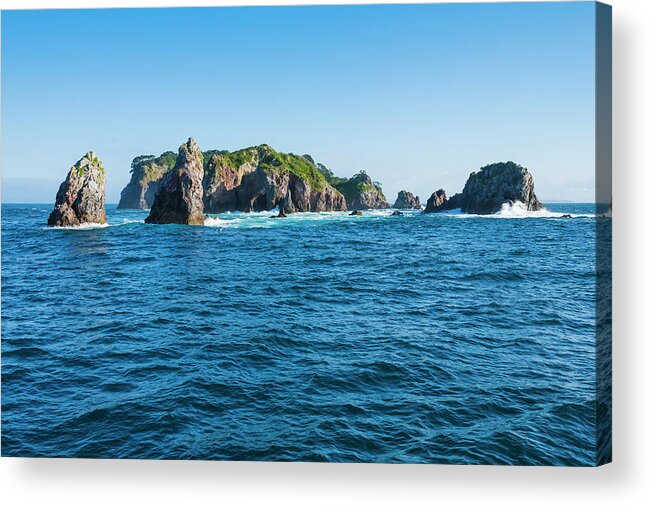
[0, 200, 602, 206]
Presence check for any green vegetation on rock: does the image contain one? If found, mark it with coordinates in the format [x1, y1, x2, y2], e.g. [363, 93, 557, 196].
[466, 161, 525, 185]
[315, 162, 347, 187]
[121, 142, 388, 212]
[334, 170, 385, 201]
[225, 148, 258, 170]
[204, 144, 331, 192]
[74, 151, 105, 177]
[260, 151, 329, 191]
[204, 147, 256, 174]
[132, 151, 177, 183]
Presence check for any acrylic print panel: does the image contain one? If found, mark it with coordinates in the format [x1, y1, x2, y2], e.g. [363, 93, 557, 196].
[0, 2, 612, 465]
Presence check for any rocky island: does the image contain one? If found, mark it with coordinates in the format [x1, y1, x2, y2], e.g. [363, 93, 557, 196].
[47, 152, 107, 227]
[424, 161, 543, 214]
[145, 138, 205, 225]
[424, 189, 454, 213]
[119, 142, 391, 215]
[202, 145, 347, 213]
[50, 142, 546, 226]
[393, 190, 421, 209]
[328, 170, 389, 210]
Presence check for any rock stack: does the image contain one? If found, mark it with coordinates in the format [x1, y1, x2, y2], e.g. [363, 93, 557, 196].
[423, 189, 450, 213]
[47, 152, 107, 227]
[145, 138, 205, 225]
[392, 190, 421, 209]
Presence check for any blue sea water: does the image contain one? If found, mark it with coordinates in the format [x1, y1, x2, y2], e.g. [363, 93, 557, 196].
[1, 203, 603, 464]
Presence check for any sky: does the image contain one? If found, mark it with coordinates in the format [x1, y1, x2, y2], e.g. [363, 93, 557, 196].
[1, 2, 597, 204]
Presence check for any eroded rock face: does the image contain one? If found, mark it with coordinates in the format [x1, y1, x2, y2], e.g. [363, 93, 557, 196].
[145, 138, 205, 225]
[236, 167, 347, 213]
[460, 162, 543, 214]
[203, 149, 258, 212]
[117, 152, 177, 210]
[423, 189, 448, 213]
[333, 171, 389, 210]
[393, 190, 421, 209]
[202, 146, 347, 213]
[424, 162, 543, 215]
[47, 152, 106, 227]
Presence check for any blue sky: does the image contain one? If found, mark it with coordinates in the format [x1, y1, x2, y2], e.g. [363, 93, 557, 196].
[2, 3, 596, 203]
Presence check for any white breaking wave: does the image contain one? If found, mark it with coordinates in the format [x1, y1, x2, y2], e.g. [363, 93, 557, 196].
[203, 216, 233, 228]
[440, 201, 595, 219]
[45, 222, 110, 230]
[44, 218, 144, 230]
[202, 208, 404, 227]
[204, 213, 276, 229]
[203, 203, 595, 227]
[43, 202, 594, 230]
[112, 218, 143, 226]
[494, 201, 563, 218]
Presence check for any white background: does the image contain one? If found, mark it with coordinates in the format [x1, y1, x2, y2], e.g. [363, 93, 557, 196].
[0, 0, 649, 504]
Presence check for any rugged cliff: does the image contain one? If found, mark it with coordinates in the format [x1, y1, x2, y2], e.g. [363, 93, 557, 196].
[117, 152, 177, 210]
[424, 162, 543, 214]
[203, 145, 347, 213]
[145, 138, 205, 225]
[47, 152, 107, 227]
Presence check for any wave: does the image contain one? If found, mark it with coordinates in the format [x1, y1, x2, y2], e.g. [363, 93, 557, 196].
[202, 207, 419, 227]
[44, 218, 144, 230]
[204, 209, 349, 228]
[43, 203, 594, 230]
[440, 201, 595, 219]
[203, 216, 232, 228]
[44, 222, 110, 231]
[495, 201, 594, 219]
[201, 203, 596, 228]
[4, 200, 599, 464]
[112, 218, 144, 225]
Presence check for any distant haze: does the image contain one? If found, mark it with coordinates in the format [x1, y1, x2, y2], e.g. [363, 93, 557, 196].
[2, 3, 596, 204]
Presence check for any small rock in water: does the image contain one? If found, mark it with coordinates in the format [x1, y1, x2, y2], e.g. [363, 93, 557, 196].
[391, 210, 404, 216]
[561, 214, 572, 218]
[349, 210, 363, 216]
[270, 208, 288, 219]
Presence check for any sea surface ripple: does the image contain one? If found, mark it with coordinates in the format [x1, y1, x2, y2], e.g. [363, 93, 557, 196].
[1, 203, 600, 464]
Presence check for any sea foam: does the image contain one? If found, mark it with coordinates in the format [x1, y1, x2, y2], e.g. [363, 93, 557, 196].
[45, 222, 110, 231]
[441, 201, 595, 219]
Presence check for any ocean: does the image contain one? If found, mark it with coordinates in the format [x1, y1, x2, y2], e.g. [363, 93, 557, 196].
[1, 202, 604, 464]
